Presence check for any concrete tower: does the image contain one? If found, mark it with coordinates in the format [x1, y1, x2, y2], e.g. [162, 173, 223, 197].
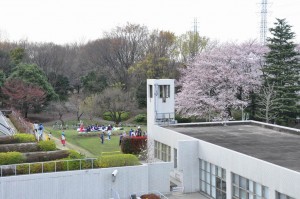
[147, 79, 175, 128]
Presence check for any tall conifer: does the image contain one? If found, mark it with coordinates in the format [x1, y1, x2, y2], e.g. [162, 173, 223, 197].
[263, 18, 300, 125]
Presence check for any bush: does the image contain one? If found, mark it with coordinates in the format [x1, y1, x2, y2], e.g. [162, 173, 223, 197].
[103, 112, 130, 121]
[121, 136, 147, 155]
[134, 114, 147, 124]
[175, 114, 192, 123]
[67, 150, 84, 159]
[38, 140, 56, 151]
[14, 134, 36, 143]
[97, 154, 140, 168]
[0, 152, 24, 165]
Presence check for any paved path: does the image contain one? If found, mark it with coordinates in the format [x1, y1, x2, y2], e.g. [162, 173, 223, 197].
[43, 132, 95, 157]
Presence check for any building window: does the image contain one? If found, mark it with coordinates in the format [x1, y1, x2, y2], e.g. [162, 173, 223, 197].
[174, 148, 177, 168]
[199, 159, 226, 199]
[149, 85, 153, 98]
[154, 140, 171, 162]
[232, 173, 269, 199]
[159, 85, 170, 102]
[276, 191, 295, 199]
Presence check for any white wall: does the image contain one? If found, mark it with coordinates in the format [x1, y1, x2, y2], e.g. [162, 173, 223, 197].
[149, 125, 300, 198]
[0, 163, 172, 199]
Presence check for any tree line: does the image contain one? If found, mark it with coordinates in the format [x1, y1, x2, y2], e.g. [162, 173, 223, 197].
[0, 23, 209, 123]
[0, 19, 299, 126]
[176, 18, 300, 126]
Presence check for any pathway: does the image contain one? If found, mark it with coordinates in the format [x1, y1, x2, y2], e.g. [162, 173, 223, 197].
[43, 132, 95, 157]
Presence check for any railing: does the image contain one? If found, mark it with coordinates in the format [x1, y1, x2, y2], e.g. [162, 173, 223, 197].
[155, 112, 176, 125]
[0, 158, 97, 177]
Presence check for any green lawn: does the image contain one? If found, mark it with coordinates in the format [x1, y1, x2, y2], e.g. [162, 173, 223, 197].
[45, 125, 146, 157]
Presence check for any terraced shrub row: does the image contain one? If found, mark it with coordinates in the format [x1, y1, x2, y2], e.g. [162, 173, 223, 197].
[0, 141, 56, 153]
[0, 134, 36, 144]
[0, 150, 70, 165]
[0, 152, 24, 165]
[97, 154, 140, 168]
[0, 150, 95, 176]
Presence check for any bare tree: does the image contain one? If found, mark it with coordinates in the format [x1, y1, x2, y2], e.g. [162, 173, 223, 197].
[48, 100, 69, 126]
[95, 88, 136, 125]
[68, 93, 84, 121]
[256, 82, 279, 123]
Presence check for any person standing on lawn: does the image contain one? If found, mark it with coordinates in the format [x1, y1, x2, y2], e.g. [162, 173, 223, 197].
[107, 124, 112, 140]
[100, 132, 104, 144]
[61, 132, 66, 146]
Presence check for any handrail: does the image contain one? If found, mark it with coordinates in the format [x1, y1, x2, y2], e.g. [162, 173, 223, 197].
[0, 158, 97, 177]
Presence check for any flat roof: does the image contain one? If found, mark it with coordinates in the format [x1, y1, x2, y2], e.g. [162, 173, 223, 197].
[166, 121, 300, 172]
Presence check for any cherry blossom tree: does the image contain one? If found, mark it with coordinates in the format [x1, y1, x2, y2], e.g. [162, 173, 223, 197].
[176, 41, 267, 121]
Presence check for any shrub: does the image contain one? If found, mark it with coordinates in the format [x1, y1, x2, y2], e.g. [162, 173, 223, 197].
[38, 140, 56, 151]
[121, 136, 147, 155]
[14, 133, 36, 143]
[0, 152, 24, 165]
[97, 154, 140, 168]
[67, 150, 84, 159]
[175, 114, 192, 123]
[103, 112, 130, 121]
[134, 114, 147, 124]
[16, 164, 30, 175]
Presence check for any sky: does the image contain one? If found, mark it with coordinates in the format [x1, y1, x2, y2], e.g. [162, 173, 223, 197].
[0, 0, 299, 44]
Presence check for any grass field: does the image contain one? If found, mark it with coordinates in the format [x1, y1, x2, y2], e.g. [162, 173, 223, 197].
[45, 125, 146, 157]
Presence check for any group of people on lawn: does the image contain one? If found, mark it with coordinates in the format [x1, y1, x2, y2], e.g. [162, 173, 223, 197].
[78, 123, 116, 133]
[41, 122, 146, 147]
[100, 126, 147, 145]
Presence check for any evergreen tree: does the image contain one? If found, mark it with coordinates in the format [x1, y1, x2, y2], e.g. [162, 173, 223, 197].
[262, 18, 300, 125]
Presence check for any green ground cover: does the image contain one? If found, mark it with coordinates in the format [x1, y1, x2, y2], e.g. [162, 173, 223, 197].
[46, 125, 146, 157]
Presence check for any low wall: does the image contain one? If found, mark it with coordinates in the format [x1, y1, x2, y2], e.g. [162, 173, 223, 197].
[0, 162, 172, 199]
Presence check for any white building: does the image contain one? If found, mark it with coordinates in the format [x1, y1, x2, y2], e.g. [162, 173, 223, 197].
[147, 79, 300, 199]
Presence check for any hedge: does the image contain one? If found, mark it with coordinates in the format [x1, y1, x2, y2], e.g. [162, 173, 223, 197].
[23, 150, 70, 163]
[175, 114, 192, 123]
[0, 152, 24, 165]
[0, 143, 39, 153]
[134, 114, 147, 124]
[37, 140, 56, 151]
[14, 134, 36, 143]
[121, 136, 147, 155]
[97, 154, 140, 168]
[0, 150, 95, 176]
[0, 134, 36, 144]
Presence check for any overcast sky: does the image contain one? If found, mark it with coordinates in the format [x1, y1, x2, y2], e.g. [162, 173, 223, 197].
[0, 0, 299, 44]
